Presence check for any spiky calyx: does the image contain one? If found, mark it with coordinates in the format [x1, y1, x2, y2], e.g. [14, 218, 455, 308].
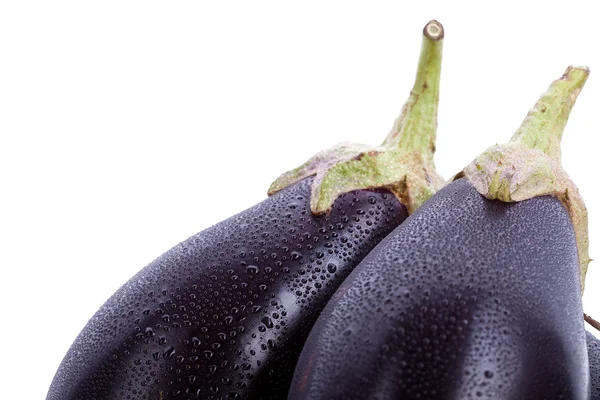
[452, 66, 590, 293]
[268, 20, 445, 215]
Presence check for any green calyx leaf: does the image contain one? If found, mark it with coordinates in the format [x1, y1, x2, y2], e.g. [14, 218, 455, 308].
[268, 20, 445, 215]
[453, 66, 590, 293]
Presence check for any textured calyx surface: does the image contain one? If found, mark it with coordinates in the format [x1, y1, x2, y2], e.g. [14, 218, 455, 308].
[268, 20, 445, 216]
[453, 66, 590, 292]
[268, 142, 442, 216]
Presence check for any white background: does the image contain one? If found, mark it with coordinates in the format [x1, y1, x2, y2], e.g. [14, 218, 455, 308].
[1, 1, 599, 398]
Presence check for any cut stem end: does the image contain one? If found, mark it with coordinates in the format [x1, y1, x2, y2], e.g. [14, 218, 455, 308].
[423, 20, 444, 40]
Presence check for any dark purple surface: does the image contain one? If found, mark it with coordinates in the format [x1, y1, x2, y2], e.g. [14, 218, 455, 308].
[47, 177, 406, 400]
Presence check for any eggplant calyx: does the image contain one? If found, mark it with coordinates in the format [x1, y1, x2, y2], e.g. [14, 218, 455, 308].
[268, 20, 445, 216]
[452, 66, 590, 293]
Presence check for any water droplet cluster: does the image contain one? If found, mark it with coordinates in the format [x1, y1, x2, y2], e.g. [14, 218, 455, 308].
[47, 177, 406, 399]
[291, 178, 587, 399]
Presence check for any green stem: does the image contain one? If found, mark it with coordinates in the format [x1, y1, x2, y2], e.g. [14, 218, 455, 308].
[382, 20, 444, 161]
[268, 20, 445, 215]
[510, 66, 589, 162]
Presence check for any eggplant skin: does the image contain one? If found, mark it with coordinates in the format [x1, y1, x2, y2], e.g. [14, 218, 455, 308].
[589, 331, 600, 400]
[290, 178, 589, 400]
[46, 177, 405, 400]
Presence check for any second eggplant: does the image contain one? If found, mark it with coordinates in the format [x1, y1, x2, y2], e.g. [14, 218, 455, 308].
[290, 67, 591, 399]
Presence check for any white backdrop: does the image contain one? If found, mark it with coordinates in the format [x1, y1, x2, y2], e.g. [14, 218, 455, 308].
[1, 1, 599, 398]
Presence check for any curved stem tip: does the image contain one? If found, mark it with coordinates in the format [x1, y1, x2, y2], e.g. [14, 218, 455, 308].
[510, 66, 589, 162]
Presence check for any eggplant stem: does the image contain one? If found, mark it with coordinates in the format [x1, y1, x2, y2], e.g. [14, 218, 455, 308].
[584, 313, 600, 332]
[383, 19, 443, 159]
[510, 66, 589, 162]
[268, 20, 445, 215]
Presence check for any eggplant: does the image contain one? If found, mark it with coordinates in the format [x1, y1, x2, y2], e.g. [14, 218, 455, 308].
[290, 67, 592, 399]
[47, 21, 445, 400]
[588, 331, 600, 400]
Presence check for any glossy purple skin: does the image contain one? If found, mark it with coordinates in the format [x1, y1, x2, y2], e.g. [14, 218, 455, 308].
[46, 177, 406, 400]
[290, 178, 589, 400]
[589, 331, 600, 400]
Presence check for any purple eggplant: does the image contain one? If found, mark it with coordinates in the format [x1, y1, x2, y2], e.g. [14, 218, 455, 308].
[588, 330, 600, 400]
[47, 21, 446, 400]
[48, 179, 404, 400]
[290, 67, 592, 399]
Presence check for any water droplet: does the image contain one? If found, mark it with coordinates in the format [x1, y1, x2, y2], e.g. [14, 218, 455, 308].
[164, 346, 176, 359]
[261, 316, 274, 329]
[246, 265, 259, 275]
